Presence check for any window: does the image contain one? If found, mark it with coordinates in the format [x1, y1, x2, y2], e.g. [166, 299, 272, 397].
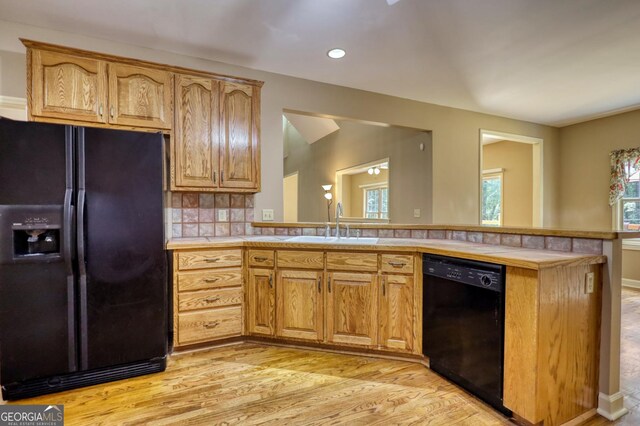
[364, 186, 388, 219]
[621, 162, 640, 231]
[482, 173, 502, 225]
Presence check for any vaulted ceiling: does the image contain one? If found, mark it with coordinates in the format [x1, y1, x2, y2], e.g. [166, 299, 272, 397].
[1, 0, 639, 126]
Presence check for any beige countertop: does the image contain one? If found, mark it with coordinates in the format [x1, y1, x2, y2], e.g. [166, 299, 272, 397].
[166, 236, 606, 270]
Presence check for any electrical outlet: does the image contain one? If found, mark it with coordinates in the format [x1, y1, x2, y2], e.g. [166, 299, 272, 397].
[585, 272, 595, 294]
[414, 209, 421, 218]
[217, 209, 228, 222]
[262, 209, 274, 221]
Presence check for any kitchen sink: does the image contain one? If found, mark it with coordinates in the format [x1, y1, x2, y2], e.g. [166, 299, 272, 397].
[286, 236, 378, 245]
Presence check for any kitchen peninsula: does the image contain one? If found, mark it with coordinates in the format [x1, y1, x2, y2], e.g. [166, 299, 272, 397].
[168, 223, 638, 426]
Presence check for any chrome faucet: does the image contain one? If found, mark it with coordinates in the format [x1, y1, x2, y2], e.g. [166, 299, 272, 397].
[336, 202, 344, 239]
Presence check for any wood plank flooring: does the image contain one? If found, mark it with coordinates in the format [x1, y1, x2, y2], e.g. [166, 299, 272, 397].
[583, 288, 640, 426]
[4, 343, 511, 425]
[5, 289, 640, 425]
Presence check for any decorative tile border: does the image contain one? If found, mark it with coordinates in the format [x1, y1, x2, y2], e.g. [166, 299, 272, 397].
[170, 192, 254, 238]
[250, 224, 605, 255]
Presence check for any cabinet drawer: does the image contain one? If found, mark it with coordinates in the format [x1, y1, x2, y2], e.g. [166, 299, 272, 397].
[277, 250, 324, 269]
[178, 287, 242, 312]
[178, 306, 241, 344]
[327, 252, 377, 272]
[177, 249, 242, 270]
[177, 268, 242, 292]
[381, 254, 414, 274]
[248, 250, 275, 268]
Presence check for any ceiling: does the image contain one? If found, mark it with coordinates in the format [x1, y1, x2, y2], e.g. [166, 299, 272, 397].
[1, 0, 640, 126]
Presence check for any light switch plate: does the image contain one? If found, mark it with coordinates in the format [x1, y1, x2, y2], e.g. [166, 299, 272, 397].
[218, 209, 228, 222]
[585, 272, 595, 294]
[414, 209, 421, 218]
[262, 209, 274, 221]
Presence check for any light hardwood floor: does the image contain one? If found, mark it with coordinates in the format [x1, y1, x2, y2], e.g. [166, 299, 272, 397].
[583, 288, 640, 426]
[5, 289, 640, 425]
[5, 343, 511, 425]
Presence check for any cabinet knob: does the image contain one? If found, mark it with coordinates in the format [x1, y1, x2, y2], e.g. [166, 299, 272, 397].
[254, 256, 268, 262]
[328, 276, 331, 293]
[317, 276, 321, 293]
[269, 273, 273, 288]
[205, 258, 219, 263]
[110, 105, 115, 118]
[382, 276, 386, 296]
[388, 261, 406, 268]
[98, 104, 104, 116]
[204, 296, 220, 303]
[204, 278, 219, 283]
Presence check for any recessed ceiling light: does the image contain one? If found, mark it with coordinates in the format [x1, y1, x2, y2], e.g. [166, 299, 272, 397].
[327, 48, 346, 59]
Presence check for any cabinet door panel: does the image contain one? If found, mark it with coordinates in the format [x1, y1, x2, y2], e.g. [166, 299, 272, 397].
[276, 270, 323, 341]
[219, 82, 259, 189]
[174, 75, 219, 188]
[380, 274, 414, 351]
[326, 272, 377, 347]
[247, 268, 275, 336]
[108, 63, 172, 129]
[31, 49, 107, 123]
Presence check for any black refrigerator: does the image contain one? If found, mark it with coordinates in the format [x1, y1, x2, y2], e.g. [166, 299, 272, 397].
[0, 119, 167, 400]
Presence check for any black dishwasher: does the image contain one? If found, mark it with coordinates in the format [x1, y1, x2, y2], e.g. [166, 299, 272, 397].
[423, 254, 511, 415]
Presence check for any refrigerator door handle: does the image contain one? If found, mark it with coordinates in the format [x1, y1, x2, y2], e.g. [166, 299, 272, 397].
[64, 126, 78, 372]
[76, 127, 89, 370]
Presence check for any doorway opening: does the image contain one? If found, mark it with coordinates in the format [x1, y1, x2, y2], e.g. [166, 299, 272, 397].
[479, 130, 543, 227]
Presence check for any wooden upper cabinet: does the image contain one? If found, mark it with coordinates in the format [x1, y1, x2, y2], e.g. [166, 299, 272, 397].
[108, 63, 172, 129]
[30, 49, 107, 123]
[379, 274, 414, 352]
[326, 272, 378, 347]
[276, 270, 323, 342]
[219, 82, 260, 190]
[174, 75, 219, 188]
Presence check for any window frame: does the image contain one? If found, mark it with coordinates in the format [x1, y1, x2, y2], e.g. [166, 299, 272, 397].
[481, 170, 504, 226]
[362, 183, 389, 220]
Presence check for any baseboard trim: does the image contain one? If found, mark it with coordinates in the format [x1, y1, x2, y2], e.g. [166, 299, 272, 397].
[597, 392, 628, 421]
[622, 278, 640, 290]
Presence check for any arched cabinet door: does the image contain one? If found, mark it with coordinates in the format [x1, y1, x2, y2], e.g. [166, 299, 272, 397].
[30, 49, 108, 123]
[219, 82, 260, 190]
[107, 63, 172, 129]
[174, 75, 219, 189]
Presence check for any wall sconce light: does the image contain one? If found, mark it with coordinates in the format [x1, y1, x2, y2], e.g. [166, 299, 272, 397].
[322, 184, 333, 222]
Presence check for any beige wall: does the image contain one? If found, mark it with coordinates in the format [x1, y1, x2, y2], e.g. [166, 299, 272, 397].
[283, 172, 298, 223]
[0, 19, 561, 225]
[349, 169, 389, 218]
[284, 119, 432, 223]
[622, 249, 640, 282]
[559, 108, 640, 229]
[482, 141, 533, 227]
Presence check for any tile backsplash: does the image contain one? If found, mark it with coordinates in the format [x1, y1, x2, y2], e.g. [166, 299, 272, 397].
[170, 192, 254, 237]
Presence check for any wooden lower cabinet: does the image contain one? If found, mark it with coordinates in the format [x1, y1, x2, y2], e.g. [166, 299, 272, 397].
[326, 272, 378, 347]
[247, 268, 275, 336]
[276, 270, 323, 342]
[379, 274, 414, 352]
[173, 249, 243, 348]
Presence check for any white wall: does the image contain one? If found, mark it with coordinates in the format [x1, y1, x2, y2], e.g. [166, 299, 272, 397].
[0, 20, 561, 225]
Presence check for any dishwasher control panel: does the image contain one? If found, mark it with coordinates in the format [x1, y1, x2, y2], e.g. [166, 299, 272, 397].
[423, 255, 504, 292]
